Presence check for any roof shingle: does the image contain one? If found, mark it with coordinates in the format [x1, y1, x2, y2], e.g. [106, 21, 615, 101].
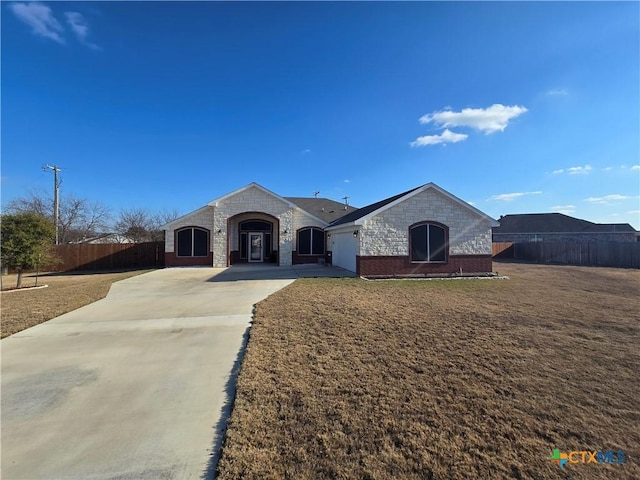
[285, 197, 358, 224]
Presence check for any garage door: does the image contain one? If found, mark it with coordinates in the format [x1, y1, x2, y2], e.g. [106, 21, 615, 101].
[331, 232, 357, 273]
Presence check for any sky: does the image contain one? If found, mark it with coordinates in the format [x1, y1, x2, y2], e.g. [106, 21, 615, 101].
[2, 1, 639, 229]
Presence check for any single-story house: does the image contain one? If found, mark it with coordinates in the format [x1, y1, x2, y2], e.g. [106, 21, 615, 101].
[492, 213, 639, 243]
[162, 182, 499, 276]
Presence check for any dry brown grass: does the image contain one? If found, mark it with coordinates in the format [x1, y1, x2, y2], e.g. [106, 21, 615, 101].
[217, 262, 640, 480]
[1, 270, 152, 338]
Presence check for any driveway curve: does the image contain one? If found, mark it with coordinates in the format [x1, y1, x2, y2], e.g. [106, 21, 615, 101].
[1, 267, 296, 480]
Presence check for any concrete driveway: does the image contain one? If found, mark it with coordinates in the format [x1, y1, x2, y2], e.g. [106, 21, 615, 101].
[1, 265, 350, 479]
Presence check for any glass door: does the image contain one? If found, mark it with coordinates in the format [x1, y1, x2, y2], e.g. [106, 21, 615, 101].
[249, 233, 263, 262]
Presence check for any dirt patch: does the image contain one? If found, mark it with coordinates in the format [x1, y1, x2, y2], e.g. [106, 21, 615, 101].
[217, 262, 640, 479]
[1, 270, 153, 338]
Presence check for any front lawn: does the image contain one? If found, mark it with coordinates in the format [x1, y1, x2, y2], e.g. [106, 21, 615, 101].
[216, 262, 639, 479]
[1, 270, 153, 338]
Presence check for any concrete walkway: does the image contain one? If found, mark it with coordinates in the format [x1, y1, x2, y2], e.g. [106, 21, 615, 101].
[1, 265, 351, 480]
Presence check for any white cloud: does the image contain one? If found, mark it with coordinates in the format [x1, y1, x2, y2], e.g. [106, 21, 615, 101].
[552, 165, 592, 175]
[343, 179, 351, 183]
[65, 12, 88, 40]
[547, 89, 568, 96]
[567, 165, 592, 175]
[631, 165, 640, 171]
[603, 167, 613, 171]
[301, 149, 311, 154]
[65, 11, 100, 49]
[410, 129, 468, 147]
[419, 104, 528, 134]
[551, 204, 576, 215]
[488, 191, 542, 202]
[584, 194, 630, 204]
[627, 210, 640, 214]
[10, 2, 64, 43]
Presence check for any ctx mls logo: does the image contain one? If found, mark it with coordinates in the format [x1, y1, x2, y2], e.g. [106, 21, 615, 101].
[548, 449, 626, 468]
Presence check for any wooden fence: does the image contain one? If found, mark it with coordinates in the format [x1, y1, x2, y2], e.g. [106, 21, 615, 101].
[493, 241, 640, 269]
[41, 242, 165, 272]
[492, 242, 514, 258]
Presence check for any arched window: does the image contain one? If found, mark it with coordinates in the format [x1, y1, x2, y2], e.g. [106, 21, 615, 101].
[297, 227, 325, 255]
[176, 227, 209, 257]
[409, 222, 447, 262]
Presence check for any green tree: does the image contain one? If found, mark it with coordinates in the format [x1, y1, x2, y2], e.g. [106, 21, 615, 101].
[1, 212, 55, 288]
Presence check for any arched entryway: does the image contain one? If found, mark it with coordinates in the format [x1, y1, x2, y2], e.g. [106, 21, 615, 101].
[227, 212, 280, 265]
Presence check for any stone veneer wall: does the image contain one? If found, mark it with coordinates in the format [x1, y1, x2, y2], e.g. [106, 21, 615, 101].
[360, 188, 493, 257]
[164, 206, 215, 253]
[291, 208, 327, 264]
[213, 186, 294, 267]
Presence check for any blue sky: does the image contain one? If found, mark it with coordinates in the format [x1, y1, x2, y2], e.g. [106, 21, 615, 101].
[2, 1, 639, 228]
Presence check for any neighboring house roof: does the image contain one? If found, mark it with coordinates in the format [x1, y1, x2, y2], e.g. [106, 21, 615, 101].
[69, 233, 135, 244]
[284, 197, 358, 224]
[493, 213, 637, 234]
[327, 182, 499, 228]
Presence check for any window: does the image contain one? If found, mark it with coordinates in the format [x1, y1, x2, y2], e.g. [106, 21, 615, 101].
[240, 233, 247, 259]
[297, 227, 325, 255]
[239, 220, 272, 231]
[176, 227, 209, 257]
[410, 222, 447, 262]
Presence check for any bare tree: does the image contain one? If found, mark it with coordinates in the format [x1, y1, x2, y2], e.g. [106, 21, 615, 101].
[115, 208, 180, 242]
[6, 191, 112, 244]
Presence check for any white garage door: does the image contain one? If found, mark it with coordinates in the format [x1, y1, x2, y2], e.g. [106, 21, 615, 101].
[331, 231, 357, 273]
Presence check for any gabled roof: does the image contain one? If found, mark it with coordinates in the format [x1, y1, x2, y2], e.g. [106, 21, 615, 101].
[160, 204, 212, 229]
[208, 182, 297, 209]
[160, 183, 354, 229]
[285, 197, 358, 223]
[493, 213, 637, 233]
[327, 182, 499, 228]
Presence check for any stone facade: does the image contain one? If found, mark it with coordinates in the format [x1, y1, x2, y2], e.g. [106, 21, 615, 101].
[213, 186, 294, 266]
[164, 206, 214, 254]
[164, 184, 330, 267]
[359, 188, 493, 257]
[164, 182, 497, 274]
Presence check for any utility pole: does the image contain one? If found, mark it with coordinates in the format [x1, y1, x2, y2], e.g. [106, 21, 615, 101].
[43, 164, 61, 244]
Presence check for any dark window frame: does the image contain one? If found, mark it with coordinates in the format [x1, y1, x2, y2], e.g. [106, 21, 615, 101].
[239, 220, 273, 259]
[409, 221, 448, 263]
[296, 227, 325, 256]
[176, 227, 210, 257]
[240, 232, 248, 259]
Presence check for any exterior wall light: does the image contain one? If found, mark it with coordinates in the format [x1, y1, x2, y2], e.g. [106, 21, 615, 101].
[353, 230, 359, 237]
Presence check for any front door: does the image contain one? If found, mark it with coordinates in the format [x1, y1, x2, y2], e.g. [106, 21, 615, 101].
[248, 232, 263, 262]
